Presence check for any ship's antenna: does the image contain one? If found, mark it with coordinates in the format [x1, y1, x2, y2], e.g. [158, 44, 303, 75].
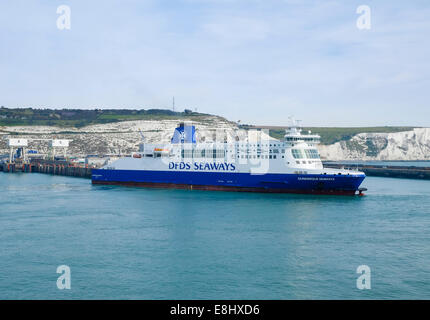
[288, 116, 302, 128]
[288, 116, 295, 126]
[172, 96, 175, 111]
[139, 130, 145, 142]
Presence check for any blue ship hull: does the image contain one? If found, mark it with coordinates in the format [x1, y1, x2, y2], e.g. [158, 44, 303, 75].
[92, 169, 366, 195]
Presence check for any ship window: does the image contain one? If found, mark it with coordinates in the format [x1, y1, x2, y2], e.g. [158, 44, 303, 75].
[269, 155, 272, 159]
[182, 149, 193, 158]
[273, 155, 277, 159]
[291, 149, 304, 159]
[304, 149, 320, 159]
[213, 149, 225, 158]
[193, 149, 205, 158]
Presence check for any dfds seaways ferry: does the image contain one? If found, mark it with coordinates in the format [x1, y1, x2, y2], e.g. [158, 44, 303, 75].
[92, 123, 366, 195]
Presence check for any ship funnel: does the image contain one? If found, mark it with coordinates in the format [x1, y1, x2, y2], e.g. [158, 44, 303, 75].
[171, 122, 196, 144]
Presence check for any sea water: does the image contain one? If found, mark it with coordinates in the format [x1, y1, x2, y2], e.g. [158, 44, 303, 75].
[0, 172, 429, 299]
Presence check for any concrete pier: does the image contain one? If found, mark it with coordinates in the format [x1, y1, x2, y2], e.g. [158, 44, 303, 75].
[2, 159, 430, 180]
[1, 162, 32, 173]
[323, 162, 430, 180]
[30, 160, 93, 178]
[0, 159, 92, 178]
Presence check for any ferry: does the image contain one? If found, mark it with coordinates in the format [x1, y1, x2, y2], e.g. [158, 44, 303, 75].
[92, 123, 366, 195]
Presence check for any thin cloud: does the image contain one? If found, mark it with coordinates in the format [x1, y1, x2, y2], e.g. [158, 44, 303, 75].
[0, 0, 429, 126]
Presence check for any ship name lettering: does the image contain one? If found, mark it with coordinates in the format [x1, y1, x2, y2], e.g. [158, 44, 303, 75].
[168, 162, 236, 171]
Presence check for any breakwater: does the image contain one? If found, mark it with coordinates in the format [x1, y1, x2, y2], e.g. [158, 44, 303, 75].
[0, 160, 92, 178]
[2, 160, 430, 180]
[0, 162, 32, 173]
[323, 162, 430, 180]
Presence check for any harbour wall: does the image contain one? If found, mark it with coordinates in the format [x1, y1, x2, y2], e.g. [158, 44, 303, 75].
[2, 160, 430, 180]
[323, 163, 430, 180]
[0, 160, 92, 178]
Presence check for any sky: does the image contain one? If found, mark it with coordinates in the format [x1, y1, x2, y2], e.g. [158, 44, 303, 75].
[0, 0, 429, 126]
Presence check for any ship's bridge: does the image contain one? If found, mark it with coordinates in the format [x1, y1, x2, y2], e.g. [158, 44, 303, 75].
[283, 126, 320, 146]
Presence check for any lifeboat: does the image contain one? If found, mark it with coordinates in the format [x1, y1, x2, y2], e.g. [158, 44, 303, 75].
[153, 148, 169, 155]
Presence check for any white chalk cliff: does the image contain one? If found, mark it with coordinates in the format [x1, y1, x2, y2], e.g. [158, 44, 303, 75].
[1, 120, 429, 160]
[318, 128, 430, 160]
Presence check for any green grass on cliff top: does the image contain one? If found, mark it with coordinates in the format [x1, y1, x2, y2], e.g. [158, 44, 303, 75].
[0, 107, 217, 128]
[268, 127, 415, 145]
[0, 107, 416, 145]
